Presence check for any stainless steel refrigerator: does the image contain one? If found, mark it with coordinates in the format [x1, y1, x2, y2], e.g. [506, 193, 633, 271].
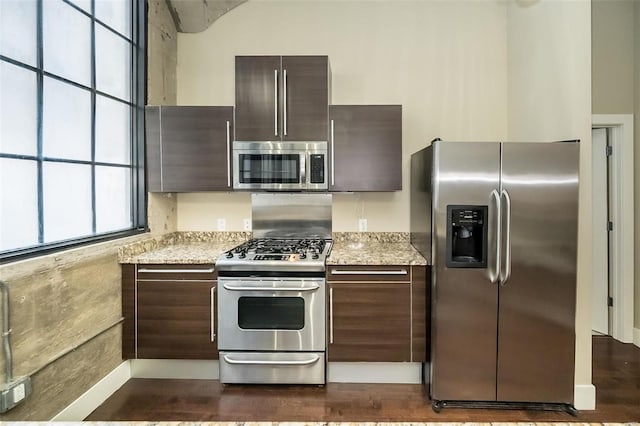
[410, 140, 579, 412]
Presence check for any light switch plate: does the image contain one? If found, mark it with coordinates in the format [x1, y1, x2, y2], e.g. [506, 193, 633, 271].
[217, 218, 226, 231]
[243, 218, 251, 231]
[358, 218, 368, 232]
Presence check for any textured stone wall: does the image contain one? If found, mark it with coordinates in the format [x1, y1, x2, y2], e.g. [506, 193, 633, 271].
[147, 0, 178, 234]
[0, 236, 143, 420]
[148, 0, 178, 105]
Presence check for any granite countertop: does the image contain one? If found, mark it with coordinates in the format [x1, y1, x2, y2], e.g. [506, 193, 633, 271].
[328, 232, 428, 266]
[118, 231, 250, 264]
[119, 231, 428, 266]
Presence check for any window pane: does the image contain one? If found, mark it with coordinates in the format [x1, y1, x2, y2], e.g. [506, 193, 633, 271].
[42, 77, 92, 161]
[43, 0, 91, 86]
[96, 0, 131, 39]
[96, 24, 131, 101]
[0, 62, 38, 156]
[0, 0, 37, 66]
[96, 96, 131, 164]
[68, 0, 91, 14]
[96, 166, 131, 233]
[0, 158, 38, 252]
[43, 162, 92, 243]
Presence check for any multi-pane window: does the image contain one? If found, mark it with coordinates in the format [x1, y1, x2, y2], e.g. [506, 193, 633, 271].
[0, 0, 145, 260]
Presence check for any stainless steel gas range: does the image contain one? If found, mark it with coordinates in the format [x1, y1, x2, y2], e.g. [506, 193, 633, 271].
[216, 194, 332, 385]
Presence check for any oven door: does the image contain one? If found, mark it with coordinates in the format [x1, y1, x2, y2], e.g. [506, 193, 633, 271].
[218, 277, 326, 352]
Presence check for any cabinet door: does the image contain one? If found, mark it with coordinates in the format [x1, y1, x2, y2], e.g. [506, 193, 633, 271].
[159, 106, 233, 192]
[145, 107, 162, 192]
[328, 282, 411, 362]
[235, 56, 281, 141]
[137, 280, 217, 359]
[281, 56, 329, 141]
[121, 264, 136, 359]
[330, 105, 402, 191]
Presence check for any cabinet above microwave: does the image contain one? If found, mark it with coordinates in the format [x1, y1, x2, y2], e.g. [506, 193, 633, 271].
[235, 56, 330, 142]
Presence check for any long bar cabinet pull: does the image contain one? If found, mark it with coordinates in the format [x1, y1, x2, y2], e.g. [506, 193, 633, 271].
[283, 69, 288, 136]
[210, 286, 216, 342]
[330, 119, 335, 186]
[330, 269, 408, 275]
[329, 287, 334, 344]
[226, 120, 231, 187]
[137, 268, 215, 274]
[274, 69, 279, 136]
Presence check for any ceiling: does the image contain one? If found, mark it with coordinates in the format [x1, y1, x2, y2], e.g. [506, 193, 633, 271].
[166, 0, 247, 33]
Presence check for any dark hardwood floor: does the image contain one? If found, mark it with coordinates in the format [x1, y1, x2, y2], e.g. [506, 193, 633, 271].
[86, 336, 640, 422]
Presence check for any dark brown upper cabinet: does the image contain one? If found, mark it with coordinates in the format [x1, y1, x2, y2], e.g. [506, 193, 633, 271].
[146, 106, 233, 192]
[329, 105, 402, 191]
[235, 56, 330, 142]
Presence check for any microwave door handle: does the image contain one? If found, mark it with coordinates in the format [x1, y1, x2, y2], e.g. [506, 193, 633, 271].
[300, 153, 306, 185]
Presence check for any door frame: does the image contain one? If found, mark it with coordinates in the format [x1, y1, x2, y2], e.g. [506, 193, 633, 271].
[592, 114, 634, 343]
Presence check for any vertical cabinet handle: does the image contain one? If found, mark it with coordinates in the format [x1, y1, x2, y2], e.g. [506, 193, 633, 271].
[274, 69, 278, 136]
[211, 286, 216, 342]
[500, 189, 512, 286]
[330, 119, 335, 186]
[226, 120, 231, 187]
[329, 287, 334, 344]
[283, 69, 288, 136]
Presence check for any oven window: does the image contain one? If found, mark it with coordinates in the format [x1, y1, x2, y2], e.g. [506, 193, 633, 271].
[238, 297, 304, 330]
[238, 154, 300, 184]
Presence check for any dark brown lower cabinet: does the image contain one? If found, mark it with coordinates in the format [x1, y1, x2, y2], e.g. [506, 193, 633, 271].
[122, 264, 218, 360]
[327, 265, 427, 362]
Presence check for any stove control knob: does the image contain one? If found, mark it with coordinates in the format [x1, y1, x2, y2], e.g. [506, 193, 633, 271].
[238, 252, 246, 259]
[225, 251, 234, 258]
[299, 252, 307, 259]
[312, 253, 319, 260]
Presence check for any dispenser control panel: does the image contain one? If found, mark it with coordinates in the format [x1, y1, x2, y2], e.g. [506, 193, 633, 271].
[446, 205, 488, 268]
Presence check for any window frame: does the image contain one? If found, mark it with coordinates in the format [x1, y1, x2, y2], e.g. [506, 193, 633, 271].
[0, 0, 147, 263]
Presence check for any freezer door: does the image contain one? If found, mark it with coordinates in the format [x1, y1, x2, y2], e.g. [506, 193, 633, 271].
[430, 141, 501, 401]
[497, 141, 579, 404]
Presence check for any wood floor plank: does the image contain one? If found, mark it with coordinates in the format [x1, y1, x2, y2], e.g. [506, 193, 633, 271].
[86, 336, 640, 422]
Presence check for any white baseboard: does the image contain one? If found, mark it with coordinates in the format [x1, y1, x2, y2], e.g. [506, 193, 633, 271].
[634, 327, 640, 348]
[328, 362, 422, 384]
[131, 359, 219, 379]
[52, 361, 131, 421]
[574, 384, 596, 410]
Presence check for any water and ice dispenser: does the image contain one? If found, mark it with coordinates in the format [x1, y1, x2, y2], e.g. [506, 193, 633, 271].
[446, 205, 488, 268]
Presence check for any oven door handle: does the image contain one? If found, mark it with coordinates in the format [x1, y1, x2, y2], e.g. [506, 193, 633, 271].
[223, 355, 320, 366]
[222, 283, 320, 292]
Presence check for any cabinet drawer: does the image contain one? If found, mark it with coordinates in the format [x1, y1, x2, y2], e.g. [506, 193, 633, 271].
[327, 265, 411, 282]
[136, 264, 216, 281]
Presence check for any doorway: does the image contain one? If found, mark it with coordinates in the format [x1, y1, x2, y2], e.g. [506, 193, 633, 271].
[591, 114, 634, 344]
[591, 127, 610, 335]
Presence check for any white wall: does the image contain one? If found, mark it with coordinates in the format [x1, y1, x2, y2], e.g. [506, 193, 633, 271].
[506, 0, 592, 402]
[635, 2, 640, 333]
[176, 0, 508, 232]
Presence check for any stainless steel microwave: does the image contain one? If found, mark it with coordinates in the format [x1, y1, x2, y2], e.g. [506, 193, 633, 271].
[233, 141, 327, 191]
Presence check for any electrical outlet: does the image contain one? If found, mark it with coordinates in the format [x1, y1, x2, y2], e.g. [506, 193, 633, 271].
[243, 218, 251, 231]
[0, 376, 31, 413]
[358, 218, 368, 232]
[217, 218, 226, 231]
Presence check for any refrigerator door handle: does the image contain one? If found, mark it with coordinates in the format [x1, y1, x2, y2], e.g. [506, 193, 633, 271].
[490, 189, 501, 284]
[500, 188, 512, 285]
